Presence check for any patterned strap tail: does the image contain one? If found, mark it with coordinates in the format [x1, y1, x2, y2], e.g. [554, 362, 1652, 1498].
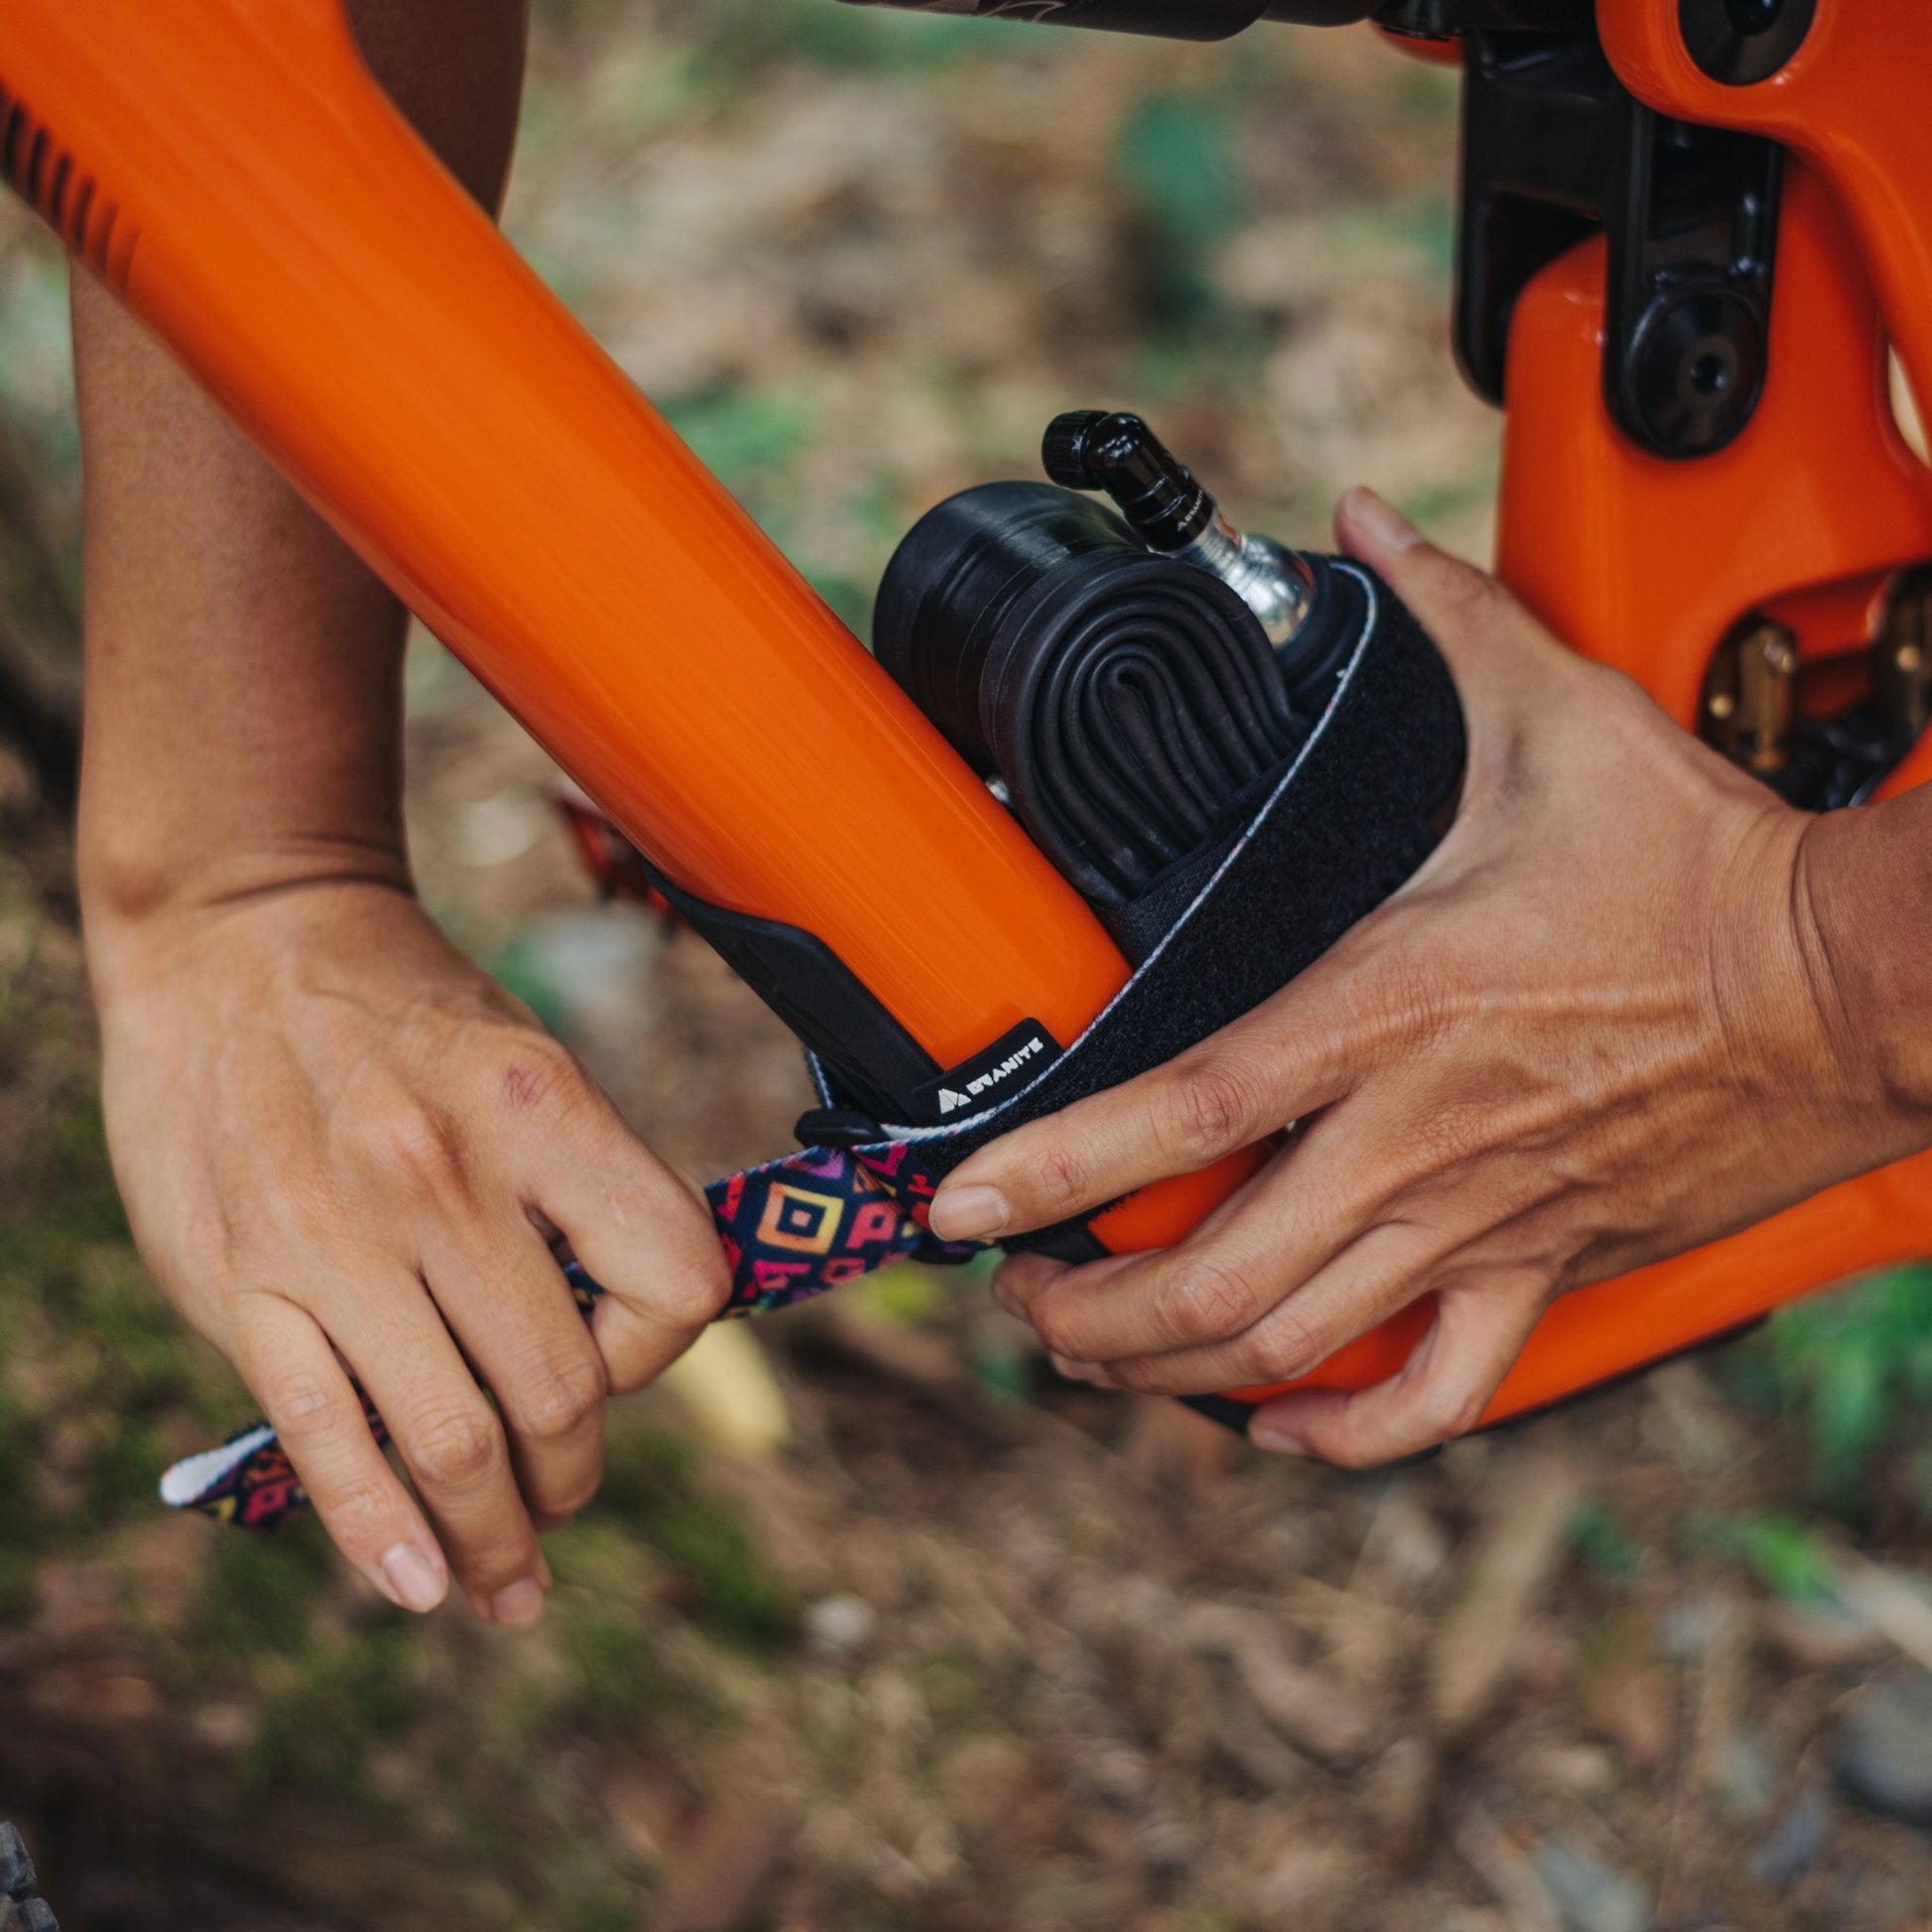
[161, 1139, 977, 1529]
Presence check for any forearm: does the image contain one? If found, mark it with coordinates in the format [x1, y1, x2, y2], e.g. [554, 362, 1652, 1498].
[73, 297, 417, 940]
[73, 0, 528, 970]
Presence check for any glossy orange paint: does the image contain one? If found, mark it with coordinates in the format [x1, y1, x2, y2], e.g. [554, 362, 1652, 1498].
[1233, 0, 1932, 1422]
[1497, 166, 1932, 722]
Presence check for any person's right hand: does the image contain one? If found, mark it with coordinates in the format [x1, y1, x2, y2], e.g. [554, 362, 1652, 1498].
[90, 880, 729, 1626]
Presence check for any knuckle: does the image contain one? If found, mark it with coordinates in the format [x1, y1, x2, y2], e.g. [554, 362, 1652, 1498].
[1253, 1308, 1324, 1384]
[545, 1465, 604, 1525]
[1423, 553, 1502, 625]
[372, 1098, 471, 1201]
[409, 1404, 505, 1491]
[659, 1253, 733, 1329]
[1364, 955, 1452, 1053]
[495, 1035, 586, 1120]
[1028, 1298, 1082, 1360]
[1577, 656, 1645, 714]
[1160, 1251, 1258, 1348]
[262, 1366, 346, 1436]
[177, 1205, 241, 1286]
[323, 1477, 395, 1539]
[510, 1348, 607, 1443]
[1035, 1140, 1093, 1217]
[1165, 1055, 1261, 1165]
[1408, 1103, 1480, 1176]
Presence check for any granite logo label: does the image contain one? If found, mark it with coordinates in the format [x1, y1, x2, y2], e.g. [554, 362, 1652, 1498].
[915, 1020, 1063, 1125]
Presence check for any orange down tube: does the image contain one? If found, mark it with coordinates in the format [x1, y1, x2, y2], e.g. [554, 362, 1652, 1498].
[0, 0, 1251, 1247]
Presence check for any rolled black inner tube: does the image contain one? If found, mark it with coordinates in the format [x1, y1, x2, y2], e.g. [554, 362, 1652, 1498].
[1009, 568, 1302, 901]
[876, 483, 1307, 908]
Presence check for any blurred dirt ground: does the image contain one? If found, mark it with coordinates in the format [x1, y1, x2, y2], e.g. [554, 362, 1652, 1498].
[6, 4, 1932, 1929]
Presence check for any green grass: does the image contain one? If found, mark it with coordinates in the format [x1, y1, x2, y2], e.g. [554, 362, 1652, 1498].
[0, 943, 240, 1567]
[191, 1514, 335, 1660]
[1569, 1500, 1643, 1587]
[557, 1596, 674, 1737]
[0, 1385, 43, 1618]
[1114, 88, 1248, 339]
[1117, 91, 1246, 255]
[588, 1424, 799, 1650]
[1728, 1265, 1932, 1505]
[687, 0, 1001, 81]
[1727, 1512, 1837, 1606]
[246, 1622, 423, 1800]
[533, 0, 1005, 86]
[661, 386, 819, 503]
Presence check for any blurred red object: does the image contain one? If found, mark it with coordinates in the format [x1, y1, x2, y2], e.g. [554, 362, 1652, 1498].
[554, 784, 683, 927]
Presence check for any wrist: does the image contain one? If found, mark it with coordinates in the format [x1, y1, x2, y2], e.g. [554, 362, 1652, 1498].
[1700, 797, 1921, 1185]
[81, 847, 414, 1008]
[79, 820, 410, 921]
[1794, 801, 1932, 1130]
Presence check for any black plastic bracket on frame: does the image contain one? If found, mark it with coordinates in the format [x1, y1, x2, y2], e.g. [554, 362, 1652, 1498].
[1455, 28, 1783, 461]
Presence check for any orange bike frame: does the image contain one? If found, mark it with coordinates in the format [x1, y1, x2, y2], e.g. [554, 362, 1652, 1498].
[3, 0, 1928, 1424]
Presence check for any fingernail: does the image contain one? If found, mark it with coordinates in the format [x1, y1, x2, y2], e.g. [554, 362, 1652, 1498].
[1249, 1421, 1310, 1456]
[491, 1578, 547, 1630]
[379, 1543, 447, 1614]
[929, 1184, 1010, 1244]
[1347, 488, 1422, 554]
[1051, 1355, 1112, 1389]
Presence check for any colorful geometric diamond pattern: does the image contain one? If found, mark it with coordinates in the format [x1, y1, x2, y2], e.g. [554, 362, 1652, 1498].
[161, 1137, 982, 1530]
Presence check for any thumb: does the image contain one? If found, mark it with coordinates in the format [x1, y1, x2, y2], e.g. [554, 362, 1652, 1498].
[1333, 486, 1526, 686]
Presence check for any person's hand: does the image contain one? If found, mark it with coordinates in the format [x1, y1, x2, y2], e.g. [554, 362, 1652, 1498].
[91, 881, 728, 1623]
[928, 490, 1924, 1467]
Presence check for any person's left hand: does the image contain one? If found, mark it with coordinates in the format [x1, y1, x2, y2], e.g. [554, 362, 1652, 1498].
[925, 489, 1923, 1467]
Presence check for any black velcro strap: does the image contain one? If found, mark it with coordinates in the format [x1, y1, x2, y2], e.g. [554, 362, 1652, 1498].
[865, 566, 1465, 1248]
